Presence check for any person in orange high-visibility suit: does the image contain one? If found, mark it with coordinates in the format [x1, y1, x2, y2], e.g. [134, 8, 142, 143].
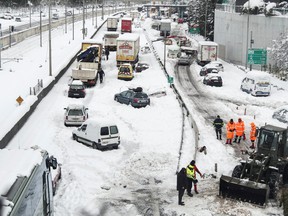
[250, 122, 257, 149]
[234, 118, 245, 144]
[226, 119, 235, 145]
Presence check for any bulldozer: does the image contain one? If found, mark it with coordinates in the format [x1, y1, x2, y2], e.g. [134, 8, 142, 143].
[219, 124, 288, 205]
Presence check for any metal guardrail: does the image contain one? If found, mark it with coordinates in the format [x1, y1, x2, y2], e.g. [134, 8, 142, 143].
[143, 29, 200, 173]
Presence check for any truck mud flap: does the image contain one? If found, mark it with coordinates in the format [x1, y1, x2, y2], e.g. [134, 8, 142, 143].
[219, 175, 269, 206]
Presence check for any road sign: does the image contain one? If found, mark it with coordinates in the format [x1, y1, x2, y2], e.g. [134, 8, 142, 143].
[168, 76, 174, 84]
[16, 96, 23, 105]
[247, 48, 267, 65]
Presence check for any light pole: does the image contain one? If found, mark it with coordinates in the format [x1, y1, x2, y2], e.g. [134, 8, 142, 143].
[72, 8, 75, 40]
[65, 2, 67, 33]
[95, 0, 98, 28]
[92, 6, 94, 26]
[48, 0, 52, 76]
[101, 0, 104, 20]
[245, 0, 250, 70]
[82, 0, 86, 40]
[40, 6, 42, 47]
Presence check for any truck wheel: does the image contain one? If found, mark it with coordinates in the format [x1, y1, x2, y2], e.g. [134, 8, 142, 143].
[73, 134, 78, 141]
[232, 165, 243, 178]
[92, 142, 98, 149]
[283, 164, 288, 185]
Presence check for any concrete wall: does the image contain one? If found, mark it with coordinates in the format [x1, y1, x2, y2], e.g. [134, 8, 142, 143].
[214, 10, 288, 67]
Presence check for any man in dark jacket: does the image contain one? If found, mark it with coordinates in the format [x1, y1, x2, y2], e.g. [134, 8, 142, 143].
[213, 115, 224, 140]
[105, 48, 110, 60]
[177, 167, 187, 205]
[97, 68, 105, 84]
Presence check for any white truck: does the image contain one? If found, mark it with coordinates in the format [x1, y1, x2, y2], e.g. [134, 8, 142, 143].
[107, 16, 118, 31]
[116, 33, 140, 68]
[240, 71, 271, 96]
[197, 41, 218, 66]
[0, 147, 60, 216]
[103, 32, 119, 51]
[72, 39, 103, 86]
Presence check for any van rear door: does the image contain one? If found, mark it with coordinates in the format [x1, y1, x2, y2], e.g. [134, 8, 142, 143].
[100, 126, 119, 146]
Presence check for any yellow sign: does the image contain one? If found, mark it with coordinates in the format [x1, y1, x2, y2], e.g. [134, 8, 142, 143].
[16, 96, 23, 105]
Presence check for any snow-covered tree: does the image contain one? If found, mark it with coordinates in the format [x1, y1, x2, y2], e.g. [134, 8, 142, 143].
[271, 32, 288, 79]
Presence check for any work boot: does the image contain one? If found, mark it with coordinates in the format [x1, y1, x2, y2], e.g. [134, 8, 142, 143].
[219, 135, 222, 140]
[187, 192, 193, 197]
[178, 201, 185, 206]
[250, 145, 255, 149]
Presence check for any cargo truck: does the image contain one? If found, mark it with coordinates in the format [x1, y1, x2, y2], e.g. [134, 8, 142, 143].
[72, 39, 103, 86]
[107, 16, 118, 31]
[0, 147, 61, 216]
[116, 33, 140, 68]
[103, 32, 119, 51]
[197, 41, 218, 66]
[121, 17, 132, 33]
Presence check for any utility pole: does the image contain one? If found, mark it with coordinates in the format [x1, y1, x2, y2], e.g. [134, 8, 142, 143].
[204, 0, 207, 39]
[250, 31, 253, 71]
[95, 0, 98, 28]
[72, 8, 75, 40]
[245, 0, 250, 70]
[102, 0, 104, 20]
[65, 2, 67, 33]
[49, 0, 52, 76]
[82, 0, 85, 40]
[40, 5, 42, 47]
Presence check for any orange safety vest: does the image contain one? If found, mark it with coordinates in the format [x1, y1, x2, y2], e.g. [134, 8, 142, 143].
[250, 125, 257, 141]
[226, 122, 235, 139]
[235, 121, 245, 136]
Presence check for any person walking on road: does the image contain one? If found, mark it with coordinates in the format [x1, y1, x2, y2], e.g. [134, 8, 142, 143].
[226, 119, 235, 145]
[177, 168, 187, 206]
[97, 67, 105, 84]
[234, 118, 245, 144]
[250, 122, 257, 149]
[186, 160, 203, 196]
[105, 48, 110, 60]
[213, 115, 224, 140]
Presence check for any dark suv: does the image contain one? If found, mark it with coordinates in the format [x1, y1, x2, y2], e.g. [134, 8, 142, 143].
[68, 80, 86, 98]
[114, 87, 150, 108]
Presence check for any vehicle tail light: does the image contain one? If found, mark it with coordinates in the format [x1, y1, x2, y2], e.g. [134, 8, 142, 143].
[66, 116, 68, 120]
[133, 98, 138, 103]
[81, 89, 85, 93]
[83, 116, 86, 121]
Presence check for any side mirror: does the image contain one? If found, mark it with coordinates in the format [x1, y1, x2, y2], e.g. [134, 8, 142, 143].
[46, 156, 58, 170]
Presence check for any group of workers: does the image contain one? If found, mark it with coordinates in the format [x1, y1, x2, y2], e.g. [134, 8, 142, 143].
[213, 115, 257, 149]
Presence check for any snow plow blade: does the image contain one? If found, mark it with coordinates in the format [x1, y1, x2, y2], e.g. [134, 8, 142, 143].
[219, 175, 269, 206]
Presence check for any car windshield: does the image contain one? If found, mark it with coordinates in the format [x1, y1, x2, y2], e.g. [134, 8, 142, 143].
[68, 109, 83, 116]
[119, 67, 130, 73]
[256, 82, 270, 87]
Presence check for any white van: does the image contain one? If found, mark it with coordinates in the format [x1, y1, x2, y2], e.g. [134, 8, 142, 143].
[72, 119, 120, 150]
[240, 71, 271, 96]
[167, 45, 181, 59]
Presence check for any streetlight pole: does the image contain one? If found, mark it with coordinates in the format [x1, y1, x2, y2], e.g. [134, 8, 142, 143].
[95, 0, 98, 28]
[40, 5, 42, 47]
[72, 8, 75, 40]
[82, 0, 85, 40]
[101, 0, 104, 20]
[48, 0, 52, 76]
[164, 31, 166, 70]
[65, 3, 67, 33]
[29, 3, 31, 28]
[92, 6, 94, 26]
[245, 0, 250, 70]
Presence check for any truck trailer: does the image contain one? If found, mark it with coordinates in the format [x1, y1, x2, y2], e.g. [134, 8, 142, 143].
[116, 33, 140, 68]
[197, 41, 218, 66]
[0, 147, 60, 216]
[121, 17, 132, 33]
[103, 32, 119, 51]
[107, 16, 118, 31]
[72, 39, 103, 86]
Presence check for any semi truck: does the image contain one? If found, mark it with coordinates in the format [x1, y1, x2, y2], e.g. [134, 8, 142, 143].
[116, 33, 140, 68]
[197, 41, 218, 66]
[103, 32, 119, 51]
[107, 16, 118, 31]
[72, 39, 103, 86]
[0, 147, 61, 216]
[121, 17, 132, 33]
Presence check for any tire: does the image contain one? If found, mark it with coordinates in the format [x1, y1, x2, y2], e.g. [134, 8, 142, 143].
[283, 164, 288, 185]
[92, 142, 98, 149]
[72, 134, 78, 141]
[268, 171, 279, 199]
[232, 165, 243, 178]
